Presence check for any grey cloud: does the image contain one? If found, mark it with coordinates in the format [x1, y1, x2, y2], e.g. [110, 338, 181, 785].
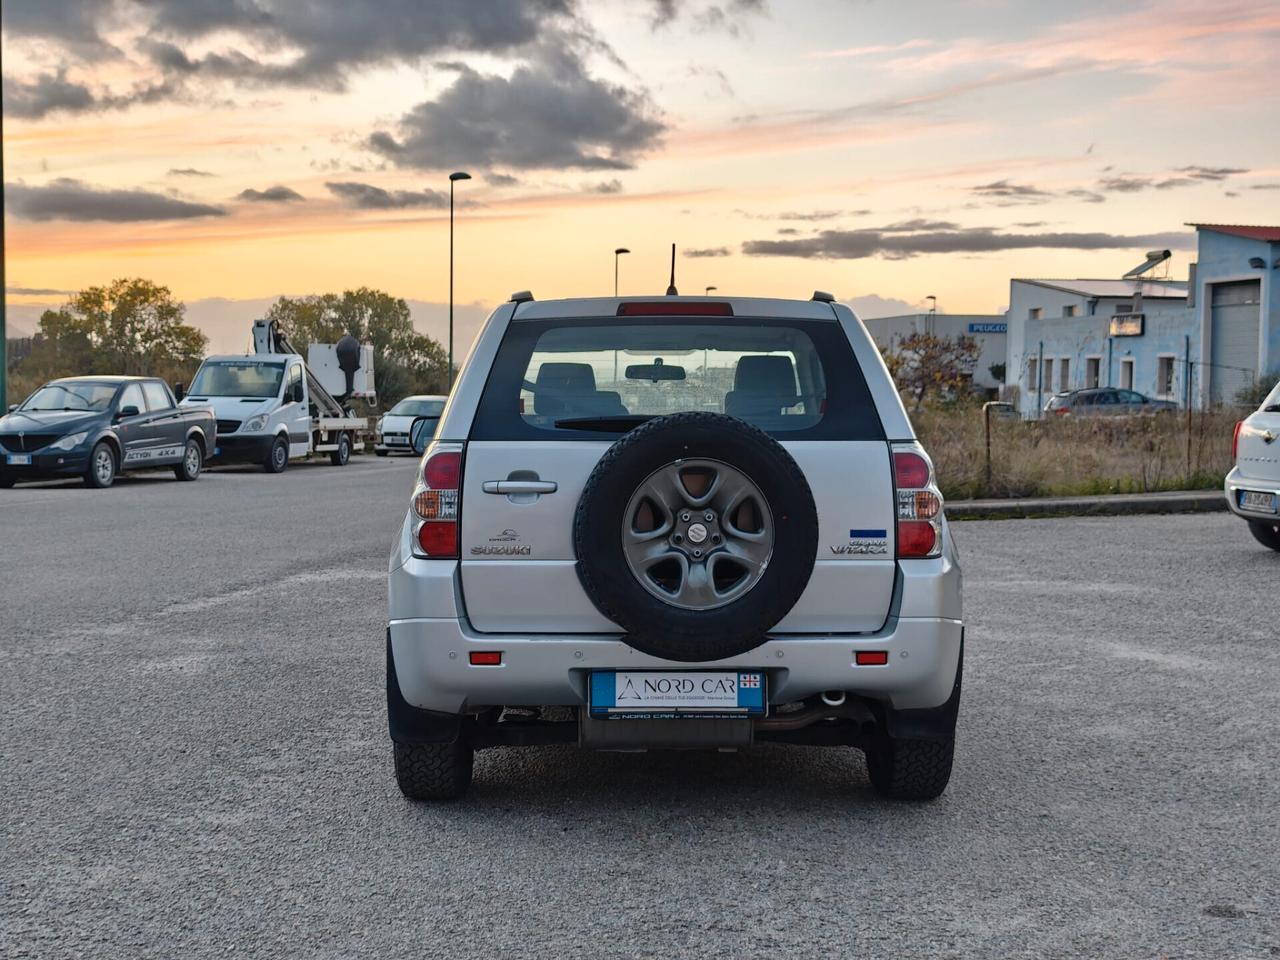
[685, 247, 731, 258]
[650, 0, 768, 33]
[237, 185, 305, 203]
[880, 218, 961, 232]
[7, 178, 227, 222]
[971, 180, 1053, 202]
[742, 226, 1191, 260]
[368, 52, 664, 172]
[1175, 165, 1248, 181]
[6, 285, 76, 296]
[2, 71, 96, 119]
[777, 209, 847, 221]
[1098, 176, 1150, 193]
[486, 173, 522, 187]
[1065, 188, 1106, 203]
[586, 179, 624, 194]
[169, 167, 215, 177]
[777, 227, 800, 235]
[324, 181, 450, 209]
[1250, 184, 1280, 191]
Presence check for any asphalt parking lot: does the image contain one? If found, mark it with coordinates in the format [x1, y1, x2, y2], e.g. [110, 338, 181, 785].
[3, 456, 1278, 959]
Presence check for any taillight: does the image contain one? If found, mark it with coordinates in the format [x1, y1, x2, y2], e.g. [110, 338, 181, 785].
[412, 442, 463, 559]
[1232, 420, 1244, 460]
[892, 443, 943, 559]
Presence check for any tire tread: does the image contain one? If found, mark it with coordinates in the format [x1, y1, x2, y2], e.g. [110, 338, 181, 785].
[393, 739, 473, 801]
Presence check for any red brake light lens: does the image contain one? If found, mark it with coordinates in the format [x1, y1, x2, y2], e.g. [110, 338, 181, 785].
[424, 450, 461, 489]
[855, 651, 889, 666]
[417, 521, 457, 557]
[616, 301, 733, 316]
[897, 520, 937, 558]
[1232, 420, 1244, 460]
[893, 451, 930, 489]
[468, 651, 502, 666]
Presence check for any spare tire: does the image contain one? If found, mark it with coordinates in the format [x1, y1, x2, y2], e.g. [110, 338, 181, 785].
[574, 412, 818, 662]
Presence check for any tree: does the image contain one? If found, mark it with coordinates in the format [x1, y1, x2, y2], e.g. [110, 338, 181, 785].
[265, 288, 448, 401]
[884, 331, 981, 412]
[21, 278, 206, 382]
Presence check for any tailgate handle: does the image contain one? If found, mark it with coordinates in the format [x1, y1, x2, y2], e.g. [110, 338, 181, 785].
[482, 480, 557, 495]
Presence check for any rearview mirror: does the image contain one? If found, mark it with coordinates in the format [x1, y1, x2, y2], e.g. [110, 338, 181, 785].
[625, 361, 686, 382]
[173, 382, 185, 402]
[6, 404, 17, 414]
[118, 405, 140, 418]
[410, 416, 434, 455]
[292, 383, 304, 404]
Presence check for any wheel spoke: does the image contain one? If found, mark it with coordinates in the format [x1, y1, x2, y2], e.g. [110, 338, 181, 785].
[674, 560, 719, 608]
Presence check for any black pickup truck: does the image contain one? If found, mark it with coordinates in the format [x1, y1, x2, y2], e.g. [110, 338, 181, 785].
[0, 376, 217, 489]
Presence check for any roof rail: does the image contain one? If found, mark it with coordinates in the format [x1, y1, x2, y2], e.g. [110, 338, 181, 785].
[509, 290, 534, 303]
[811, 290, 835, 303]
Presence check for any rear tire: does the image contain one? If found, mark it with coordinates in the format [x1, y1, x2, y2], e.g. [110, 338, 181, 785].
[174, 438, 202, 481]
[1248, 520, 1280, 552]
[865, 736, 954, 801]
[329, 431, 351, 466]
[263, 435, 289, 473]
[84, 441, 117, 488]
[393, 738, 474, 801]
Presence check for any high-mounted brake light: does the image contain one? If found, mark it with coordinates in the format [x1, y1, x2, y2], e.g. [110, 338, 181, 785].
[1232, 420, 1244, 460]
[412, 442, 464, 559]
[892, 443, 943, 559]
[616, 301, 733, 316]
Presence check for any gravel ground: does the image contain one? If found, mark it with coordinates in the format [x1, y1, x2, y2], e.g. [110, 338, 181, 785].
[2, 457, 1278, 959]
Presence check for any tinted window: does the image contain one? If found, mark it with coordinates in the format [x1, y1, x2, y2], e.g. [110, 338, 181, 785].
[1119, 390, 1145, 404]
[472, 316, 883, 441]
[119, 383, 146, 414]
[1094, 391, 1117, 405]
[20, 382, 117, 412]
[142, 382, 173, 411]
[390, 398, 447, 417]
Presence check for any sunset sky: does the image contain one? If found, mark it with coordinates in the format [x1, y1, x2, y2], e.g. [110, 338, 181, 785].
[4, 0, 1280, 352]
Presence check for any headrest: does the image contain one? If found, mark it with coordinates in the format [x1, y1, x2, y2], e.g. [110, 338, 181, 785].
[536, 362, 596, 393]
[733, 355, 797, 396]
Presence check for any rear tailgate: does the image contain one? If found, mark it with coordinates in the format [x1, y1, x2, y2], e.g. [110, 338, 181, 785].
[1236, 409, 1280, 486]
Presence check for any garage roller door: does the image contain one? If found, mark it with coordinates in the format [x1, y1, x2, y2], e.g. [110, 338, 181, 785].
[1209, 280, 1261, 405]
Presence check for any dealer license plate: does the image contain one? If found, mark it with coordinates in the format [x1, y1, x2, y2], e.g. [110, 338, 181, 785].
[1240, 490, 1278, 514]
[588, 670, 766, 718]
[6, 454, 32, 466]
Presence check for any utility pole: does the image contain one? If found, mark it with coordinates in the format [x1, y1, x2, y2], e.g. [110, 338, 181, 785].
[1037, 341, 1044, 418]
[447, 171, 471, 386]
[1184, 334, 1193, 481]
[1, 103, 7, 410]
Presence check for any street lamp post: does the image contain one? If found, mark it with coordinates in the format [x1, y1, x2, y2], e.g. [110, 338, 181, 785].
[925, 294, 937, 335]
[705, 286, 717, 296]
[448, 171, 471, 386]
[614, 248, 630, 297]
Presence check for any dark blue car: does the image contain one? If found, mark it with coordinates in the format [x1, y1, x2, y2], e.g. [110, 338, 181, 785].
[0, 376, 217, 489]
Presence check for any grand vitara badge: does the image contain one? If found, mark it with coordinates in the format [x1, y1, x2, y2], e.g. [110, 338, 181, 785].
[830, 528, 889, 556]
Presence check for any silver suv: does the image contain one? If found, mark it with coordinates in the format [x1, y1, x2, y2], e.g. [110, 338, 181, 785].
[386, 293, 963, 802]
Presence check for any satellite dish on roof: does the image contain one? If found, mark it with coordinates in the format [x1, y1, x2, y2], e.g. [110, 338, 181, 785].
[1123, 249, 1171, 280]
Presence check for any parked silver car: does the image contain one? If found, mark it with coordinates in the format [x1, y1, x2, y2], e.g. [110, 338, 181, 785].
[1045, 387, 1178, 417]
[1225, 379, 1280, 550]
[386, 293, 963, 802]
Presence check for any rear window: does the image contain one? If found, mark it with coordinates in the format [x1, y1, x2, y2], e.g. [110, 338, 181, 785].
[390, 398, 446, 417]
[471, 317, 884, 441]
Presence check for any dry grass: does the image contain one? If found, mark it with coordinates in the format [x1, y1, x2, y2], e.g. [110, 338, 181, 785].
[914, 406, 1237, 500]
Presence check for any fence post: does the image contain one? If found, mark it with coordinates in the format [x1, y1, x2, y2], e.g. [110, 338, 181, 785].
[1184, 334, 1192, 483]
[983, 401, 993, 493]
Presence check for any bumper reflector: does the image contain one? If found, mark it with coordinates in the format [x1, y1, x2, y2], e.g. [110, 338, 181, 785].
[468, 651, 502, 666]
[855, 651, 889, 666]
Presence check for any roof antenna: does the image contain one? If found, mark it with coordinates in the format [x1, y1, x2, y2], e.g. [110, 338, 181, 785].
[665, 243, 678, 296]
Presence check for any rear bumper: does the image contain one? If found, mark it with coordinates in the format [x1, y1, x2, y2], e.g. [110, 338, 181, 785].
[1225, 467, 1280, 520]
[211, 434, 273, 463]
[389, 614, 963, 715]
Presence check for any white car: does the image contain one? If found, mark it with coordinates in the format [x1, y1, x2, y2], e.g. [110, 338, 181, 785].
[1225, 379, 1280, 551]
[375, 395, 446, 455]
[386, 292, 963, 804]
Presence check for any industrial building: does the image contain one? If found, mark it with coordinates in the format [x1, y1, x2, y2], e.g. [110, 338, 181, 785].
[1004, 224, 1279, 416]
[861, 313, 1007, 390]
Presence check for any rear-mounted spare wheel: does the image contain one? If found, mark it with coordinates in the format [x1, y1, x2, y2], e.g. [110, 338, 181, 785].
[574, 412, 818, 662]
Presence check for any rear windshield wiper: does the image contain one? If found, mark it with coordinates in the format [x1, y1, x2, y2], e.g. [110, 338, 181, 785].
[553, 415, 654, 432]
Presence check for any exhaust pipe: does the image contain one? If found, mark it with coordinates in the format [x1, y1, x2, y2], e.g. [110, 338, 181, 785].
[820, 690, 846, 707]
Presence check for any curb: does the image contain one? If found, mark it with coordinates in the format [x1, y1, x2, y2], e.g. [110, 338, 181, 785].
[947, 489, 1227, 520]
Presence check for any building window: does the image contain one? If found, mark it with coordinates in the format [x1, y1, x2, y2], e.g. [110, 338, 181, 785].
[1028, 307, 1043, 320]
[1027, 358, 1038, 390]
[1085, 356, 1101, 389]
[1119, 358, 1135, 390]
[1157, 355, 1176, 399]
[1114, 302, 1133, 314]
[1063, 305, 1077, 318]
[1043, 358, 1054, 391]
[1059, 358, 1070, 392]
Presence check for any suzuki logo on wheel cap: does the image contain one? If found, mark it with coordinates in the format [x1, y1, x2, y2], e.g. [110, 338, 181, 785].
[687, 522, 709, 544]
